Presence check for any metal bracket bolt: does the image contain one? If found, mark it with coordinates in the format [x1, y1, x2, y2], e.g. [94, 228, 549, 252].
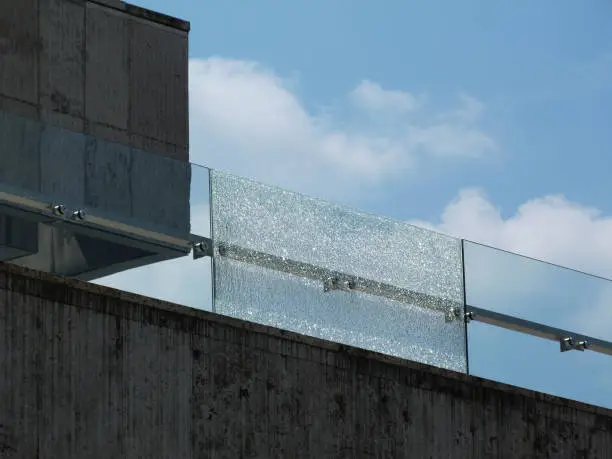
[465, 311, 475, 323]
[324, 277, 356, 292]
[560, 337, 588, 352]
[323, 277, 336, 292]
[342, 280, 355, 290]
[52, 204, 66, 216]
[71, 209, 86, 221]
[445, 307, 463, 323]
[192, 240, 213, 259]
[217, 244, 228, 256]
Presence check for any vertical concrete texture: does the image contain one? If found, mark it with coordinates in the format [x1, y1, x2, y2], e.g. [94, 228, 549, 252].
[0, 263, 611, 458]
[0, 0, 189, 161]
[0, 0, 191, 252]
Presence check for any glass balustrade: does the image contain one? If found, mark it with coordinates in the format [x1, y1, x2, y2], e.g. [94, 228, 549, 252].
[2, 130, 612, 405]
[209, 170, 467, 372]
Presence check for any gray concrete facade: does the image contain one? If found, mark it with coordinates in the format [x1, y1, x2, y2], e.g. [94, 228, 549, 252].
[0, 0, 190, 161]
[0, 262, 610, 458]
[0, 0, 191, 278]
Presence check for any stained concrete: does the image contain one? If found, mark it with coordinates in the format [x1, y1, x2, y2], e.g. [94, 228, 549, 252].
[0, 113, 190, 238]
[0, 262, 611, 458]
[0, 0, 189, 161]
[0, 113, 41, 192]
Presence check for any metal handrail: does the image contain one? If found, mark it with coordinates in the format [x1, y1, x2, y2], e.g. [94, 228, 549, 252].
[206, 238, 612, 358]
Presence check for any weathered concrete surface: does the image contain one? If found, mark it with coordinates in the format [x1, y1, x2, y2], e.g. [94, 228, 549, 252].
[0, 262, 611, 458]
[0, 0, 189, 161]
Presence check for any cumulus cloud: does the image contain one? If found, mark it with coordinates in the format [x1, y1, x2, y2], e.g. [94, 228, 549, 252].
[350, 80, 424, 113]
[188, 57, 496, 198]
[419, 188, 612, 277]
[413, 188, 612, 339]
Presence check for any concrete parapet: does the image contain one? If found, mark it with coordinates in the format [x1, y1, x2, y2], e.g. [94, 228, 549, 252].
[0, 262, 610, 458]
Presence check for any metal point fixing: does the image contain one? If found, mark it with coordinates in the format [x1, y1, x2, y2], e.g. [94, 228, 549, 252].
[560, 337, 574, 352]
[192, 241, 212, 259]
[445, 307, 462, 323]
[323, 277, 337, 292]
[71, 209, 86, 221]
[560, 336, 587, 352]
[52, 204, 66, 216]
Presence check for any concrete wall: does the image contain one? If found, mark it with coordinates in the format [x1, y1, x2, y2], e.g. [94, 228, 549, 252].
[0, 262, 611, 458]
[0, 0, 189, 161]
[0, 0, 191, 274]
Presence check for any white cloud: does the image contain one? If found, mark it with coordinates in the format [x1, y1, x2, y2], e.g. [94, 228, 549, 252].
[421, 189, 612, 277]
[350, 80, 424, 113]
[443, 93, 487, 124]
[414, 189, 612, 339]
[188, 57, 496, 199]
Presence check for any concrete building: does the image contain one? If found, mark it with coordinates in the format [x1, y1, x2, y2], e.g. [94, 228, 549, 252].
[0, 0, 192, 280]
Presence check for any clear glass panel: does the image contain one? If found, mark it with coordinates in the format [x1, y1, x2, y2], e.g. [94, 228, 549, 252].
[0, 110, 196, 281]
[190, 163, 211, 237]
[210, 170, 467, 372]
[0, 111, 191, 240]
[464, 241, 612, 341]
[469, 322, 612, 408]
[94, 163, 212, 311]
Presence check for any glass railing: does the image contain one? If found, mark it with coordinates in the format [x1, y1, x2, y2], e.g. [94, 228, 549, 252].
[95, 163, 212, 310]
[0, 111, 193, 280]
[209, 170, 467, 372]
[1, 131, 611, 407]
[463, 240, 612, 407]
[464, 241, 612, 342]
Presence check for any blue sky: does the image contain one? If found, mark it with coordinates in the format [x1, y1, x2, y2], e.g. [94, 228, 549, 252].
[106, 0, 612, 407]
[137, 0, 612, 218]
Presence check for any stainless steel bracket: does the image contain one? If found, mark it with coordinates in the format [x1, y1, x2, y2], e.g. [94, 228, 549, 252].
[466, 306, 611, 357]
[213, 242, 462, 315]
[191, 236, 213, 259]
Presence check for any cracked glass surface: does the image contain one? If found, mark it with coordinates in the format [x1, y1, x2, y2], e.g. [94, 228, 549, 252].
[210, 170, 467, 372]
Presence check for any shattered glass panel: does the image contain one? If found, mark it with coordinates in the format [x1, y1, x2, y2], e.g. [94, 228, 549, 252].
[210, 170, 467, 372]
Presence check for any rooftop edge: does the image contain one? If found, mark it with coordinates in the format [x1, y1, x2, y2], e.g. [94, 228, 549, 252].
[1, 260, 611, 418]
[90, 0, 190, 32]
